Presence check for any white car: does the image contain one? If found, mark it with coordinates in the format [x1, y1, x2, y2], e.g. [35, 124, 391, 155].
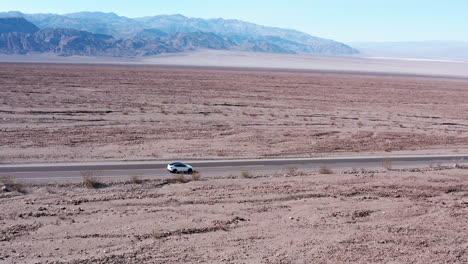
[167, 162, 193, 174]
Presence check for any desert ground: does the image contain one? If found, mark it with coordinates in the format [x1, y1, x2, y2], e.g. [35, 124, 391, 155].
[1, 62, 467, 263]
[0, 165, 467, 263]
[1, 63, 468, 163]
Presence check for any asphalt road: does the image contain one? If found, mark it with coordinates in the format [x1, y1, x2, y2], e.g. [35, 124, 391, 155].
[1, 154, 467, 183]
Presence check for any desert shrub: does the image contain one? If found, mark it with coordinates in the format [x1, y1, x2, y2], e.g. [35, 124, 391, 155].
[81, 171, 105, 188]
[216, 150, 226, 157]
[319, 165, 333, 174]
[240, 170, 252, 178]
[286, 166, 297, 175]
[130, 175, 144, 184]
[174, 174, 190, 183]
[0, 176, 26, 193]
[191, 172, 201, 181]
[353, 210, 372, 218]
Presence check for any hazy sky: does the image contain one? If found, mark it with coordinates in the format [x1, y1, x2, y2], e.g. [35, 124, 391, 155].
[1, 0, 467, 42]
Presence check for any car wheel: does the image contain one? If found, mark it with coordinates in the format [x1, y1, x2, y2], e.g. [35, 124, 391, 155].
[187, 169, 193, 174]
[172, 169, 177, 173]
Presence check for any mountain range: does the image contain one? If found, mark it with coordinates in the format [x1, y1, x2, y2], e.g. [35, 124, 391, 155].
[0, 11, 358, 57]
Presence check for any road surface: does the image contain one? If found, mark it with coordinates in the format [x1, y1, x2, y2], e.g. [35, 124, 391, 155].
[1, 154, 467, 183]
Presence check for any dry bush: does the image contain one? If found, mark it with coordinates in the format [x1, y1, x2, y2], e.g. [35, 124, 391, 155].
[0, 176, 26, 193]
[81, 171, 105, 188]
[213, 220, 229, 231]
[174, 174, 190, 183]
[319, 165, 333, 174]
[453, 158, 464, 168]
[216, 150, 226, 157]
[240, 170, 253, 178]
[285, 166, 305, 176]
[191, 171, 201, 181]
[286, 166, 297, 175]
[130, 175, 144, 184]
[353, 210, 372, 218]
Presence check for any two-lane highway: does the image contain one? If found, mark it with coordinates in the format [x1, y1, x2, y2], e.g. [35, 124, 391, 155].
[1, 154, 467, 183]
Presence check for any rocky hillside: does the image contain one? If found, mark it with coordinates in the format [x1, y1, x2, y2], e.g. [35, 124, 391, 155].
[0, 12, 359, 56]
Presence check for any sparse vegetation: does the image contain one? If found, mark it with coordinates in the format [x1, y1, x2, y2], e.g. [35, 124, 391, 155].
[174, 174, 190, 183]
[353, 210, 372, 218]
[319, 165, 333, 174]
[285, 166, 305, 176]
[81, 171, 105, 188]
[286, 166, 297, 175]
[453, 159, 463, 168]
[0, 176, 26, 193]
[216, 150, 226, 157]
[241, 170, 253, 178]
[4, 65, 468, 163]
[130, 175, 144, 184]
[191, 171, 201, 181]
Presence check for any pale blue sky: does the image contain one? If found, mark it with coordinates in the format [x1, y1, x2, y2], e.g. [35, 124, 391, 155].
[1, 0, 467, 42]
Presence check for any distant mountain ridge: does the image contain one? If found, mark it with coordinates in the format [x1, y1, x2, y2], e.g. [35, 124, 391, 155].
[0, 11, 358, 57]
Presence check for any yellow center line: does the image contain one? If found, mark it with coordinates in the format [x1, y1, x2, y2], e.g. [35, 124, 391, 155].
[2, 164, 265, 174]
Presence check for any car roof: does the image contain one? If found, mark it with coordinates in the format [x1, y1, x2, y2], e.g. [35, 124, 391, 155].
[169, 162, 185, 165]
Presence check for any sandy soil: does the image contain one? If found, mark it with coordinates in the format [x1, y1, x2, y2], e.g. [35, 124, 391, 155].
[1, 63, 468, 163]
[0, 166, 466, 263]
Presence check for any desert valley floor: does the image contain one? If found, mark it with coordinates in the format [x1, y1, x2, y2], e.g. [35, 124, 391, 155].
[1, 63, 468, 163]
[0, 63, 467, 263]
